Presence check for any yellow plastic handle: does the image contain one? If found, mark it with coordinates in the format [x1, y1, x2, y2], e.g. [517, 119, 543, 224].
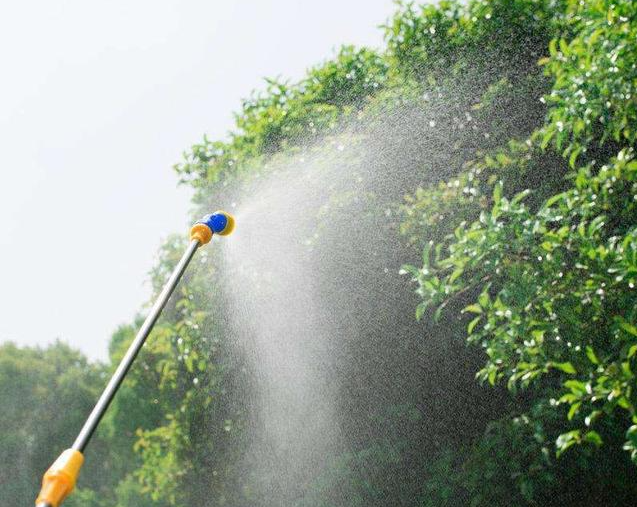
[36, 449, 84, 507]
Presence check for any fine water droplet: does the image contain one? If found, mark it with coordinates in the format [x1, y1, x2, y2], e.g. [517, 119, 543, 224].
[429, 120, 436, 127]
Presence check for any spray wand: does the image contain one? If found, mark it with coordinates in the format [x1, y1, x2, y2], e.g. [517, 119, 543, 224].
[35, 211, 235, 507]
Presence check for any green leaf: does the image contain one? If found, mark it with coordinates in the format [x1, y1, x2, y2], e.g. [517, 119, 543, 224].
[463, 304, 482, 314]
[541, 127, 555, 149]
[399, 264, 420, 277]
[569, 147, 581, 169]
[415, 302, 427, 321]
[564, 380, 586, 395]
[467, 316, 481, 334]
[478, 289, 490, 307]
[544, 192, 566, 208]
[556, 430, 580, 457]
[567, 402, 581, 421]
[619, 319, 637, 337]
[511, 189, 530, 204]
[559, 38, 569, 55]
[583, 430, 603, 446]
[449, 267, 464, 283]
[422, 242, 432, 268]
[585, 346, 599, 365]
[559, 393, 579, 404]
[552, 362, 577, 374]
[585, 410, 602, 427]
[531, 329, 545, 343]
[540, 241, 554, 252]
[493, 181, 503, 204]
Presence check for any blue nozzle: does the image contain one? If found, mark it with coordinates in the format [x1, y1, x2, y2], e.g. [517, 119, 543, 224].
[198, 211, 235, 236]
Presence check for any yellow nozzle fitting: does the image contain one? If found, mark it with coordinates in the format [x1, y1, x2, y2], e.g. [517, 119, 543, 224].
[36, 449, 84, 507]
[190, 223, 214, 245]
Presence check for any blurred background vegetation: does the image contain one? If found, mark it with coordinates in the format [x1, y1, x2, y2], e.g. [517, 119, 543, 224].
[3, 0, 637, 505]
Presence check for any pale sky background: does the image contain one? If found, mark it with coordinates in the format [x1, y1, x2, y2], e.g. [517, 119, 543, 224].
[0, 0, 397, 361]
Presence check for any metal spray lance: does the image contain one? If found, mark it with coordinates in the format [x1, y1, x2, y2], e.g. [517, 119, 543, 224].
[35, 211, 235, 507]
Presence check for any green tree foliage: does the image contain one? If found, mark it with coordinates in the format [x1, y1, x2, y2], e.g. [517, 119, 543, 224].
[0, 342, 109, 505]
[541, 0, 637, 156]
[129, 238, 250, 507]
[174, 46, 389, 188]
[401, 0, 637, 503]
[4, 0, 637, 506]
[407, 153, 637, 456]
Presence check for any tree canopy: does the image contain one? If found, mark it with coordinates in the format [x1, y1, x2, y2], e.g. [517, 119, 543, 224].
[4, 0, 637, 505]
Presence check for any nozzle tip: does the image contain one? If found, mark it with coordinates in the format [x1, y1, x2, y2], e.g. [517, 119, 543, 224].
[191, 211, 235, 244]
[209, 210, 235, 236]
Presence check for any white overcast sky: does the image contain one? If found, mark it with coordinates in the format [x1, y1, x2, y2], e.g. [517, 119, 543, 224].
[0, 0, 397, 360]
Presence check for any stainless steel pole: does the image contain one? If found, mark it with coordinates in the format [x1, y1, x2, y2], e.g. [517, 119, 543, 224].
[71, 239, 201, 452]
[36, 211, 234, 507]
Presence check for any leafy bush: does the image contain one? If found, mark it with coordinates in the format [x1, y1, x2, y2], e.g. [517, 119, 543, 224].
[403, 0, 637, 476]
[406, 150, 637, 456]
[7, 0, 637, 506]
